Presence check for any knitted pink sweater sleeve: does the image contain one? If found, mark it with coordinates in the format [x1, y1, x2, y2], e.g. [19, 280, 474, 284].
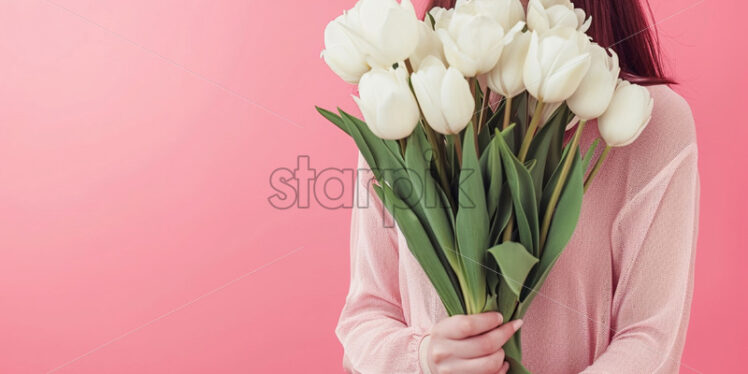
[581, 144, 700, 373]
[335, 153, 428, 374]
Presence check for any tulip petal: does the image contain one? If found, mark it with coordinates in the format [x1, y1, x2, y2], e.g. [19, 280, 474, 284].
[437, 28, 479, 77]
[375, 92, 420, 140]
[352, 95, 380, 137]
[598, 83, 654, 146]
[489, 31, 530, 98]
[409, 21, 445, 70]
[523, 31, 543, 98]
[527, 0, 550, 32]
[376, 4, 419, 64]
[441, 67, 475, 134]
[546, 5, 578, 29]
[576, 9, 592, 32]
[542, 52, 591, 103]
[412, 59, 450, 134]
[322, 17, 370, 83]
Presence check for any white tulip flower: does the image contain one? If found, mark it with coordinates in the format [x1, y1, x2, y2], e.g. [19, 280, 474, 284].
[456, 0, 526, 31]
[411, 56, 476, 135]
[567, 44, 621, 120]
[487, 31, 532, 98]
[336, 0, 420, 70]
[428, 6, 454, 28]
[409, 20, 446, 71]
[321, 14, 370, 84]
[523, 28, 592, 103]
[353, 67, 421, 140]
[598, 81, 654, 147]
[434, 0, 525, 77]
[526, 0, 591, 33]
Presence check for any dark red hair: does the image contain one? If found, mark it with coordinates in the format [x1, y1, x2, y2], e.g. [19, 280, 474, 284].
[429, 0, 673, 85]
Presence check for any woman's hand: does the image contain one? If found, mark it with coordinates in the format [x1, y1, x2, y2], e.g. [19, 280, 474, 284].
[424, 312, 523, 374]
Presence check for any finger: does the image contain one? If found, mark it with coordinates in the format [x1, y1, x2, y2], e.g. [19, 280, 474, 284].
[442, 350, 505, 374]
[435, 312, 503, 340]
[498, 361, 510, 374]
[453, 319, 523, 358]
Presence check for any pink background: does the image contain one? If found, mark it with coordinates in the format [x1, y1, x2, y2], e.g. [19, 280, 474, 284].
[0, 0, 745, 372]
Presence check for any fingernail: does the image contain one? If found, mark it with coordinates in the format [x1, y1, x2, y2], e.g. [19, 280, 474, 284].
[503, 361, 510, 371]
[497, 313, 504, 324]
[512, 319, 524, 331]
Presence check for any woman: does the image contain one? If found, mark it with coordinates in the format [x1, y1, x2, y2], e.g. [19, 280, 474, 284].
[336, 0, 699, 373]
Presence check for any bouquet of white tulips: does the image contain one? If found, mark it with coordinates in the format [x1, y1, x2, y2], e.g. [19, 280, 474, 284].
[318, 0, 653, 372]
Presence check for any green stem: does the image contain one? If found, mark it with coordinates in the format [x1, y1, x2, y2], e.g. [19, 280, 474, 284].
[455, 266, 477, 314]
[502, 95, 513, 130]
[424, 123, 456, 209]
[502, 212, 514, 243]
[470, 79, 481, 157]
[584, 145, 611, 192]
[453, 133, 463, 167]
[404, 59, 415, 74]
[499, 96, 516, 243]
[518, 100, 545, 162]
[539, 120, 587, 256]
[470, 78, 478, 125]
[478, 89, 490, 133]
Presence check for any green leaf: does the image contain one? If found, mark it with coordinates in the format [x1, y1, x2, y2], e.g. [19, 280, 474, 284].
[518, 149, 584, 316]
[496, 131, 539, 254]
[504, 333, 531, 374]
[488, 242, 539, 320]
[542, 151, 584, 262]
[544, 111, 568, 184]
[527, 110, 566, 202]
[446, 134, 459, 182]
[524, 159, 537, 173]
[513, 93, 529, 142]
[489, 185, 513, 247]
[315, 106, 349, 136]
[338, 113, 453, 282]
[486, 265, 499, 298]
[501, 123, 518, 154]
[541, 136, 573, 202]
[485, 98, 506, 132]
[482, 292, 498, 313]
[339, 110, 421, 215]
[479, 135, 503, 222]
[337, 109, 401, 179]
[339, 113, 458, 299]
[437, 182, 456, 229]
[456, 124, 489, 313]
[473, 79, 483, 110]
[487, 242, 539, 298]
[497, 280, 517, 320]
[374, 183, 465, 316]
[405, 127, 458, 271]
[340, 109, 402, 167]
[583, 138, 600, 171]
[426, 12, 436, 29]
[477, 119, 492, 155]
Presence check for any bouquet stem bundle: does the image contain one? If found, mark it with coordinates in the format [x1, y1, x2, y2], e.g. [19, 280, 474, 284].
[318, 89, 595, 371]
[318, 1, 654, 372]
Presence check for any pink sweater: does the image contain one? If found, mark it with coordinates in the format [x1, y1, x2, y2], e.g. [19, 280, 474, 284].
[335, 84, 700, 373]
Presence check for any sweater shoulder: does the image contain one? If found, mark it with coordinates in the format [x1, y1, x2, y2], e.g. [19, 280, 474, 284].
[639, 85, 697, 151]
[602, 85, 698, 203]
